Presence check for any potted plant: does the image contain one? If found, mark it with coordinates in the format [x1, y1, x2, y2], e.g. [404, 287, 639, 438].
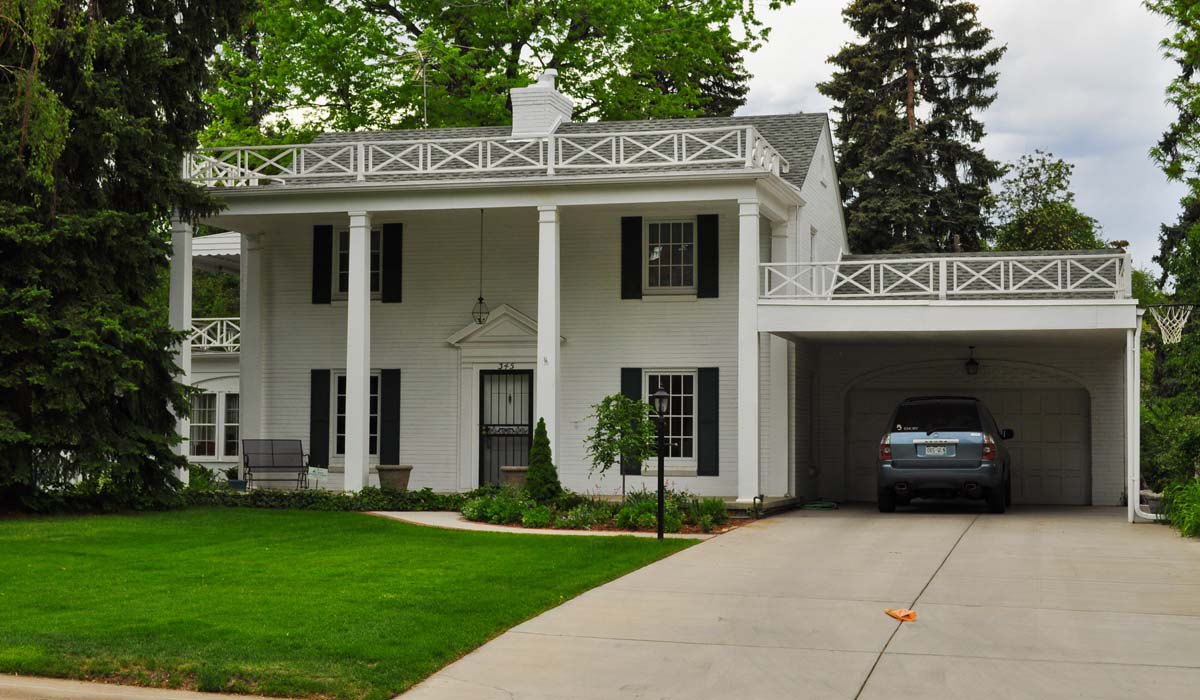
[377, 464, 414, 492]
[223, 465, 247, 492]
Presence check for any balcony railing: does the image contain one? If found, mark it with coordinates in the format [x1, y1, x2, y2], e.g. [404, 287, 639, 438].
[760, 252, 1132, 301]
[182, 126, 789, 187]
[190, 317, 240, 352]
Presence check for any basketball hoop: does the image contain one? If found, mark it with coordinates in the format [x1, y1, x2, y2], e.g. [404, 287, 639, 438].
[1149, 304, 1195, 345]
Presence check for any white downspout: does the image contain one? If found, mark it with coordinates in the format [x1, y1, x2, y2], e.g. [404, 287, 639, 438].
[1128, 310, 1161, 522]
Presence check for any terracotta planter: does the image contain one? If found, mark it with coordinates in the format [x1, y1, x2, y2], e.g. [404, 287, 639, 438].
[378, 465, 413, 492]
[500, 465, 528, 489]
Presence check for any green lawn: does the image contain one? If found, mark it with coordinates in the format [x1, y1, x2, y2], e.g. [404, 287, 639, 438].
[0, 508, 692, 699]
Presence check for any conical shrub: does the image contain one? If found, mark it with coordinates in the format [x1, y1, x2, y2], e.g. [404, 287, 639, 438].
[526, 417, 562, 504]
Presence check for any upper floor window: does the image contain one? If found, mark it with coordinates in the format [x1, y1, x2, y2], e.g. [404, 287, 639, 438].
[644, 221, 695, 294]
[336, 229, 382, 297]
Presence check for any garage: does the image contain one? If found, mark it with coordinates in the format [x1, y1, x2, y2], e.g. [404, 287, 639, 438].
[788, 338, 1126, 508]
[845, 387, 1091, 505]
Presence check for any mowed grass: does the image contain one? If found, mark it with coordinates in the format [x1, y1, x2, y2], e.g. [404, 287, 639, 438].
[0, 508, 693, 699]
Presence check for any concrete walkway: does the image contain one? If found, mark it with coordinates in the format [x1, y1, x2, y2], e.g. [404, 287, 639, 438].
[0, 675, 266, 700]
[401, 506, 1200, 699]
[370, 510, 713, 539]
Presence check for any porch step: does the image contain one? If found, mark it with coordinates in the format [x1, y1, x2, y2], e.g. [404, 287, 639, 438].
[724, 496, 798, 519]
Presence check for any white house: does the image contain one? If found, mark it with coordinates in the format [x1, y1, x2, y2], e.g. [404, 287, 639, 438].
[170, 71, 1149, 519]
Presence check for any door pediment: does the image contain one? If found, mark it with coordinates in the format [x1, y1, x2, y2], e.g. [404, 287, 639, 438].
[447, 304, 556, 347]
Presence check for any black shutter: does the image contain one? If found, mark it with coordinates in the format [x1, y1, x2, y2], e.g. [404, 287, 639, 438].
[697, 367, 719, 476]
[621, 216, 642, 299]
[381, 223, 403, 303]
[380, 369, 401, 464]
[312, 226, 333, 304]
[620, 367, 643, 475]
[309, 369, 331, 467]
[696, 214, 719, 298]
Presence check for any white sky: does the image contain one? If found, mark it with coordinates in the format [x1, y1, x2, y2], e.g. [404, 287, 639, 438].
[737, 0, 1184, 270]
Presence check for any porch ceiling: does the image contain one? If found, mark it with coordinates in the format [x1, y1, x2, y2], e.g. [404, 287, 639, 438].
[774, 327, 1127, 348]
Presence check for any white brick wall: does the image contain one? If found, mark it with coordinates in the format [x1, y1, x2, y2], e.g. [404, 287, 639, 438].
[805, 341, 1127, 506]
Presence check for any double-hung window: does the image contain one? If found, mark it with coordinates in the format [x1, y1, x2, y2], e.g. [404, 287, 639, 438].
[335, 229, 382, 297]
[644, 221, 696, 294]
[644, 370, 697, 468]
[189, 392, 240, 459]
[334, 372, 380, 457]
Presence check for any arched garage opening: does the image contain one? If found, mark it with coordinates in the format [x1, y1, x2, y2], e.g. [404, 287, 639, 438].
[840, 359, 1093, 506]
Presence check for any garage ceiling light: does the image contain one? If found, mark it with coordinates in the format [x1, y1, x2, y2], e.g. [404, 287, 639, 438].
[965, 346, 980, 376]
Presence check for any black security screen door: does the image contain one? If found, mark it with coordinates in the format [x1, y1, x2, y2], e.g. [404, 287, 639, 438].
[479, 370, 534, 486]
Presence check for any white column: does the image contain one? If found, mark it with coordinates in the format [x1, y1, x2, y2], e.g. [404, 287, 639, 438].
[169, 216, 193, 482]
[768, 217, 791, 497]
[737, 198, 761, 502]
[344, 211, 372, 492]
[1128, 313, 1149, 522]
[239, 232, 263, 478]
[535, 205, 561, 457]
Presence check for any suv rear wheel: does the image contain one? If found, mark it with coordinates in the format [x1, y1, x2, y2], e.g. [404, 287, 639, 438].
[878, 487, 897, 513]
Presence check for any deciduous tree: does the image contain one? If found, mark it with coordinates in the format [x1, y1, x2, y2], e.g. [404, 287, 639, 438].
[989, 151, 1104, 251]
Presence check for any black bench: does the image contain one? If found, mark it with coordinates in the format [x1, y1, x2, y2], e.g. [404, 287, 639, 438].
[242, 439, 309, 490]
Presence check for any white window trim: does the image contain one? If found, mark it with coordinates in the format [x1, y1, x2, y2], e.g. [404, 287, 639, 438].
[189, 391, 240, 462]
[332, 228, 383, 301]
[641, 369, 698, 476]
[642, 219, 697, 296]
[331, 370, 381, 463]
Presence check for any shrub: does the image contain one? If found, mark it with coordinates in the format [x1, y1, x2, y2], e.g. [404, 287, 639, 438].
[690, 497, 729, 527]
[461, 496, 489, 522]
[469, 488, 534, 525]
[558, 500, 614, 530]
[184, 486, 469, 512]
[615, 492, 681, 533]
[521, 504, 553, 528]
[1163, 479, 1200, 537]
[186, 465, 219, 491]
[526, 417, 562, 504]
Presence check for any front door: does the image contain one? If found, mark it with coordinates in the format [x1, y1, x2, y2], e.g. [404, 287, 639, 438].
[479, 370, 534, 486]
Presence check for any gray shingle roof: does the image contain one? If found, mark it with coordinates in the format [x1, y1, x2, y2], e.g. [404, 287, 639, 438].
[311, 113, 828, 189]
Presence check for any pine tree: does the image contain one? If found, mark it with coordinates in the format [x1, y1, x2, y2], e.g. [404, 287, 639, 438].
[525, 418, 562, 504]
[0, 0, 245, 509]
[819, 0, 1006, 253]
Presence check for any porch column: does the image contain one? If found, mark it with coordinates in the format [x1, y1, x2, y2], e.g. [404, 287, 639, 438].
[737, 198, 761, 502]
[768, 216, 792, 497]
[239, 232, 263, 476]
[344, 211, 373, 492]
[535, 205, 561, 457]
[1127, 313, 1148, 522]
[169, 216, 193, 482]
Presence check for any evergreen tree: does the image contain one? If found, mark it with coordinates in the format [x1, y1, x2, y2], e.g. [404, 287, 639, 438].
[819, 0, 1006, 253]
[525, 418, 561, 504]
[0, 0, 245, 509]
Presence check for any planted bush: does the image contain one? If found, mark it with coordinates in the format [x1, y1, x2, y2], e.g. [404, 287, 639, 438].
[557, 500, 614, 530]
[526, 418, 562, 504]
[1163, 479, 1200, 537]
[521, 505, 553, 528]
[185, 486, 469, 512]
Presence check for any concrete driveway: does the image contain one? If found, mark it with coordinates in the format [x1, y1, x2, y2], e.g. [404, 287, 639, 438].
[402, 507, 1200, 699]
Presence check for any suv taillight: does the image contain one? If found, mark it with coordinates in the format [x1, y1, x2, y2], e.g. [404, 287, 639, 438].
[879, 434, 892, 460]
[982, 433, 997, 461]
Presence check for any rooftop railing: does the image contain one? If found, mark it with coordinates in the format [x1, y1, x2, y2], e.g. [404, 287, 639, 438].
[182, 125, 789, 187]
[761, 252, 1132, 301]
[190, 317, 240, 352]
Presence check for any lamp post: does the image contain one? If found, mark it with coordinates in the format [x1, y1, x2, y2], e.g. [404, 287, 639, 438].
[650, 384, 670, 541]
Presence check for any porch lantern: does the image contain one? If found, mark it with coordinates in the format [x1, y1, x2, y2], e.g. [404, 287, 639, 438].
[650, 384, 670, 541]
[965, 346, 980, 376]
[472, 209, 490, 324]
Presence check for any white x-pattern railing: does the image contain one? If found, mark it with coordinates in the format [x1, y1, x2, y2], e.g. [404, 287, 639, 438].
[761, 253, 1131, 301]
[182, 126, 789, 187]
[190, 317, 240, 352]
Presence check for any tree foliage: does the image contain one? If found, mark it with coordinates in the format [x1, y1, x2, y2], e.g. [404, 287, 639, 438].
[584, 394, 656, 478]
[526, 417, 562, 504]
[202, 0, 791, 141]
[0, 0, 244, 509]
[818, 0, 1006, 254]
[989, 151, 1104, 251]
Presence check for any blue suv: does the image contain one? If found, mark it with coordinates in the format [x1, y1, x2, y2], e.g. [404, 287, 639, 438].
[877, 396, 1014, 513]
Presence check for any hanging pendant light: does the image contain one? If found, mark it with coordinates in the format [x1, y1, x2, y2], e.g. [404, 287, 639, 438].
[472, 208, 490, 324]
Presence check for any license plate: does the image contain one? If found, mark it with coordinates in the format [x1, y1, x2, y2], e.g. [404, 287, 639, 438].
[920, 445, 953, 457]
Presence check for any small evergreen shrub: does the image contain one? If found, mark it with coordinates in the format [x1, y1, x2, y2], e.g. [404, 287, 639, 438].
[1163, 479, 1200, 538]
[521, 504, 553, 528]
[525, 418, 562, 504]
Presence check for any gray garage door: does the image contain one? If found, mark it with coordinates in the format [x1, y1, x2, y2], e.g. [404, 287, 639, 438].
[846, 389, 1091, 505]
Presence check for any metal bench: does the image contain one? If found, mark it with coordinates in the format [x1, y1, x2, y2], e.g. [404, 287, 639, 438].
[242, 439, 309, 490]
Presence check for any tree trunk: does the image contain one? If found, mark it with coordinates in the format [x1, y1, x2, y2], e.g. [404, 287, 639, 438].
[906, 63, 916, 129]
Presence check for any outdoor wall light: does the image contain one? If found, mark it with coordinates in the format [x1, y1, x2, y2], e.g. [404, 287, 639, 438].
[965, 346, 980, 376]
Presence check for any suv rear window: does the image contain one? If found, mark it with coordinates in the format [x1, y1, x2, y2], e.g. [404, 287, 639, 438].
[892, 401, 981, 433]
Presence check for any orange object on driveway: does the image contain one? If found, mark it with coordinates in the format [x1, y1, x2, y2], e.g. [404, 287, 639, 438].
[885, 608, 918, 622]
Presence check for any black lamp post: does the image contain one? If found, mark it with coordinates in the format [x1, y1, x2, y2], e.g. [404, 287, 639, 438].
[650, 384, 671, 541]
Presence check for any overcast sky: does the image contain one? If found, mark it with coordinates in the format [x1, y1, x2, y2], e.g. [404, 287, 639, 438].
[737, 0, 1183, 270]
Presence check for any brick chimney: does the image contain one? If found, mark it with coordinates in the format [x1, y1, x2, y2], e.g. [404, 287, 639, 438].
[510, 69, 573, 137]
